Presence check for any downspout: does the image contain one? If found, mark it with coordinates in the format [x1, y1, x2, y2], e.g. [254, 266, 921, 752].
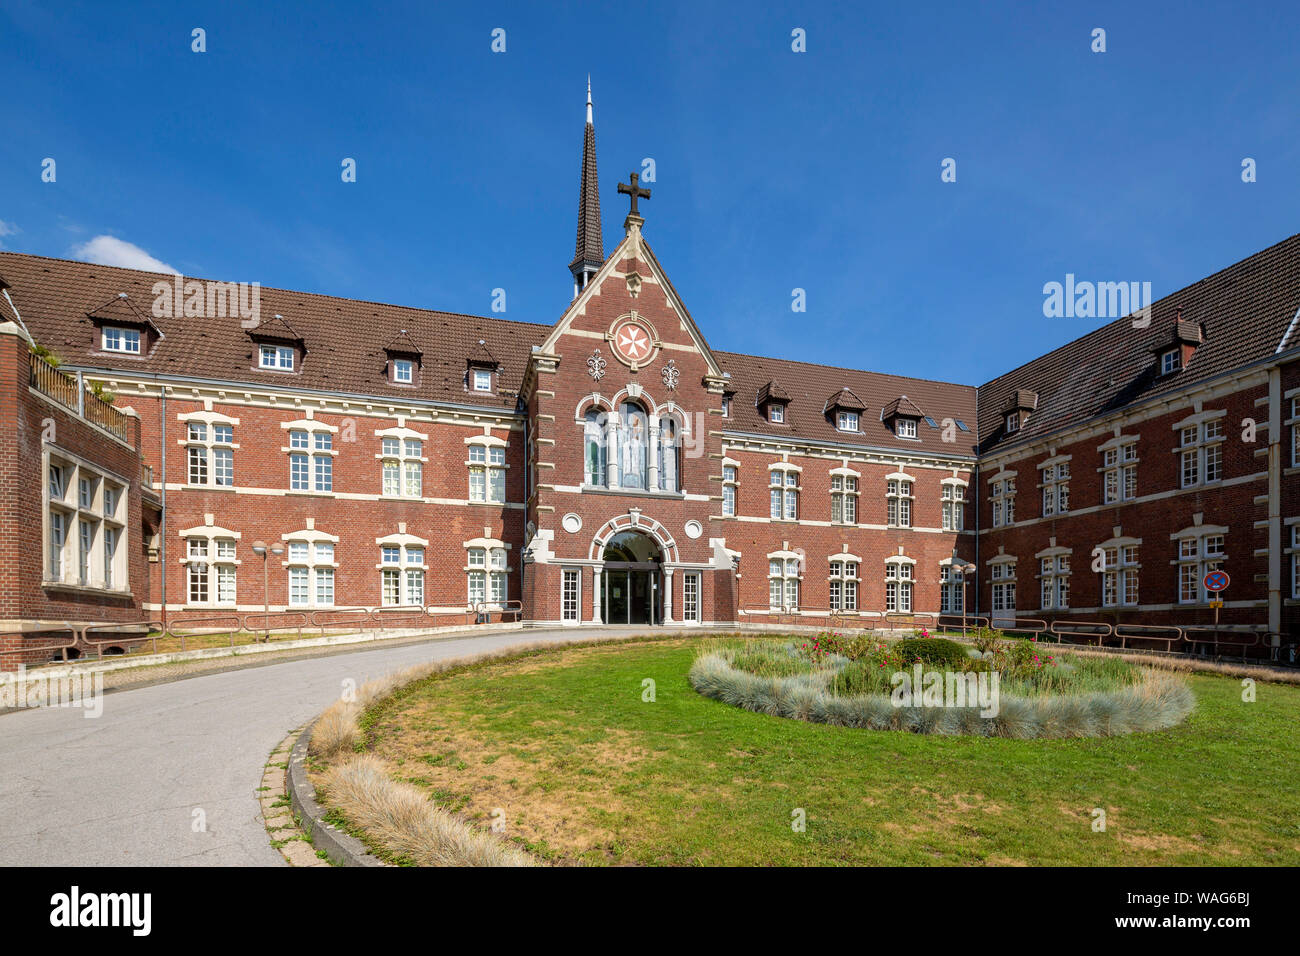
[1268, 365, 1281, 647]
[159, 386, 167, 632]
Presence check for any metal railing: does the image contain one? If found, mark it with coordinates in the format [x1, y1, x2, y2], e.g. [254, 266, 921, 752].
[4, 606, 1289, 672]
[27, 352, 132, 444]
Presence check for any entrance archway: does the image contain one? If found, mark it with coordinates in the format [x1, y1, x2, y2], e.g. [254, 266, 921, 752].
[601, 530, 662, 625]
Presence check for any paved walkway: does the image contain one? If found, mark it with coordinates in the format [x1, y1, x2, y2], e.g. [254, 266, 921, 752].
[0, 626, 663, 866]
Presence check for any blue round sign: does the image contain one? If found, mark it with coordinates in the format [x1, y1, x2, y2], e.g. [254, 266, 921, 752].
[1204, 570, 1230, 592]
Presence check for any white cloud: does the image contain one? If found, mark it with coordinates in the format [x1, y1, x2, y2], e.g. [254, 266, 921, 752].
[0, 219, 17, 247]
[70, 235, 180, 275]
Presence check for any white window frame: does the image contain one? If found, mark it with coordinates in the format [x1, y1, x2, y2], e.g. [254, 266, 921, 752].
[471, 367, 493, 392]
[45, 451, 128, 592]
[258, 344, 295, 371]
[1174, 529, 1226, 605]
[467, 438, 507, 503]
[836, 411, 859, 432]
[830, 473, 858, 525]
[886, 476, 913, 528]
[769, 465, 799, 521]
[896, 418, 918, 439]
[940, 480, 966, 531]
[101, 326, 141, 354]
[767, 556, 800, 610]
[721, 463, 738, 517]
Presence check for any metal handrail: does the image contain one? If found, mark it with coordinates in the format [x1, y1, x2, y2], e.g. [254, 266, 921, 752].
[1049, 619, 1113, 645]
[1112, 622, 1183, 651]
[82, 620, 162, 658]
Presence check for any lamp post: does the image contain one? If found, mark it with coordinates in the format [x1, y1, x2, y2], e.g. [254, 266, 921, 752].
[251, 540, 285, 642]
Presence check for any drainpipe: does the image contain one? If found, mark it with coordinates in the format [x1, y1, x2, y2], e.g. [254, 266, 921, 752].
[159, 386, 167, 632]
[1268, 366, 1282, 647]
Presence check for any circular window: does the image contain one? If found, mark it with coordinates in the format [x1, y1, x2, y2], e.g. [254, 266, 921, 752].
[561, 513, 583, 534]
[684, 520, 703, 539]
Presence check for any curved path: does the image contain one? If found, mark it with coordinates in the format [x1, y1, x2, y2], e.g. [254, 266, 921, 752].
[0, 626, 660, 866]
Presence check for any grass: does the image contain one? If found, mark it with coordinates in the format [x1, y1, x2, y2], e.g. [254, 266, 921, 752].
[362, 637, 1300, 866]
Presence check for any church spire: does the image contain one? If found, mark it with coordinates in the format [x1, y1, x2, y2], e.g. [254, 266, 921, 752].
[569, 78, 603, 298]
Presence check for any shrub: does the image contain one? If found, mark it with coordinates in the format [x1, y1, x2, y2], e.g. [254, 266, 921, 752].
[894, 637, 970, 668]
[972, 627, 1006, 654]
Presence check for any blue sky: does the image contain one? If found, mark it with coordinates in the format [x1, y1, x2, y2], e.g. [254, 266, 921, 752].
[1, 0, 1297, 385]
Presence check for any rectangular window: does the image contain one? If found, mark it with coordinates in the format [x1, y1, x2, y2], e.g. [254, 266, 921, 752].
[722, 483, 736, 517]
[682, 572, 701, 622]
[102, 326, 142, 353]
[78, 519, 94, 585]
[289, 567, 310, 606]
[836, 411, 858, 432]
[290, 454, 309, 490]
[1161, 349, 1180, 375]
[259, 345, 294, 370]
[562, 569, 580, 623]
[897, 418, 917, 439]
[314, 455, 332, 492]
[213, 448, 234, 486]
[382, 568, 401, 605]
[188, 445, 208, 485]
[405, 569, 424, 605]
[394, 359, 414, 383]
[769, 404, 784, 424]
[472, 368, 492, 391]
[382, 461, 401, 496]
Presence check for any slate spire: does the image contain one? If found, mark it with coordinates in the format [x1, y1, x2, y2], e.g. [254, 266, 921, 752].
[569, 78, 604, 297]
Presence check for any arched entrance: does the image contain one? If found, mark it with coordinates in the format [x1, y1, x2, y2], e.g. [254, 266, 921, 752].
[601, 530, 662, 625]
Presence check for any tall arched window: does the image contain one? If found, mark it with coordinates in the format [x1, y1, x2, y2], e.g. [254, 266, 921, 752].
[619, 402, 648, 489]
[659, 415, 680, 492]
[584, 409, 606, 487]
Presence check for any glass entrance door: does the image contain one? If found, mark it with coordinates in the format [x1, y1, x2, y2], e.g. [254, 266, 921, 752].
[603, 568, 659, 624]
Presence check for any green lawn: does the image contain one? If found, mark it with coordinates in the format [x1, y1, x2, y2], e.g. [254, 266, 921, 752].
[362, 637, 1300, 866]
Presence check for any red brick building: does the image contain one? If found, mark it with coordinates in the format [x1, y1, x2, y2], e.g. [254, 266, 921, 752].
[0, 299, 159, 669]
[0, 89, 1296, 666]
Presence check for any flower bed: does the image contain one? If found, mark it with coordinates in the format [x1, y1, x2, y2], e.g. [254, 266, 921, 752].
[688, 633, 1194, 738]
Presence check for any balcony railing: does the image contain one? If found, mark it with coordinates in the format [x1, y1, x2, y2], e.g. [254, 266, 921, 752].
[28, 351, 132, 445]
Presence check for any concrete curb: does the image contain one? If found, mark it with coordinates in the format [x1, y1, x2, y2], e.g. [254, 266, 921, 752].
[0, 622, 524, 687]
[287, 721, 387, 868]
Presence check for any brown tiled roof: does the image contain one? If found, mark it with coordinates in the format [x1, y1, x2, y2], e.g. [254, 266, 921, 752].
[383, 329, 422, 356]
[245, 312, 303, 344]
[87, 292, 154, 328]
[823, 386, 866, 413]
[976, 231, 1300, 451]
[716, 351, 978, 457]
[0, 252, 547, 409]
[881, 395, 926, 420]
[757, 381, 790, 405]
[1002, 388, 1038, 412]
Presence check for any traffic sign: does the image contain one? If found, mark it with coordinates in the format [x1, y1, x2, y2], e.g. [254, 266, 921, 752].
[1204, 570, 1230, 592]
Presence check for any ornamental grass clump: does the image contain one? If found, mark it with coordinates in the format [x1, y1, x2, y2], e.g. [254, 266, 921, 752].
[691, 634, 1194, 739]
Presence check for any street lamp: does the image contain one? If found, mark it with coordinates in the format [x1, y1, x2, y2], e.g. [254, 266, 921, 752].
[250, 540, 285, 642]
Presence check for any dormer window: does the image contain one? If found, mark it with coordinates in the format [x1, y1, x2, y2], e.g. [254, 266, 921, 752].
[1002, 389, 1038, 436]
[757, 381, 790, 425]
[102, 327, 141, 354]
[393, 358, 414, 384]
[472, 368, 493, 392]
[1160, 349, 1181, 375]
[896, 418, 918, 439]
[837, 411, 859, 432]
[259, 344, 295, 371]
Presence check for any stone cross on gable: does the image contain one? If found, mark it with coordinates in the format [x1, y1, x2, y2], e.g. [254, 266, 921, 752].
[618, 172, 651, 217]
